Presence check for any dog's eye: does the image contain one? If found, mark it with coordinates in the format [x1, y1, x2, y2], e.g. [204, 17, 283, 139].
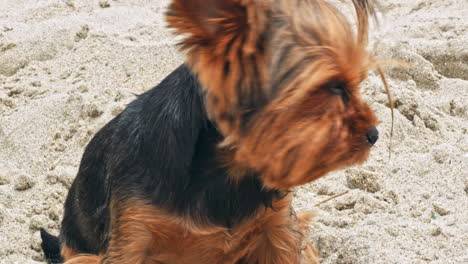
[323, 79, 346, 95]
[322, 79, 349, 103]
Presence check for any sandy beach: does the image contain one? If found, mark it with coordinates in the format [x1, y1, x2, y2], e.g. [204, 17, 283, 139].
[0, 0, 467, 263]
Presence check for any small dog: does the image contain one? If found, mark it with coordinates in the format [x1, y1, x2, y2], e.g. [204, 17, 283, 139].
[40, 0, 385, 263]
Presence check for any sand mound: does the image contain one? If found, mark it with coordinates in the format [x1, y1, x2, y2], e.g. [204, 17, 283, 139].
[0, 0, 466, 263]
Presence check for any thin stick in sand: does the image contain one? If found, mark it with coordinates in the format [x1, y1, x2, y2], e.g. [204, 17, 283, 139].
[314, 191, 349, 207]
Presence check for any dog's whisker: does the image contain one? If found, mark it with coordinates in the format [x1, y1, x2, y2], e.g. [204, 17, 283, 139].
[376, 65, 394, 159]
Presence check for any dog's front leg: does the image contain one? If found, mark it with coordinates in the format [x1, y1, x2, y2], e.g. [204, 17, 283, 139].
[100, 221, 154, 264]
[237, 195, 318, 264]
[98, 199, 164, 264]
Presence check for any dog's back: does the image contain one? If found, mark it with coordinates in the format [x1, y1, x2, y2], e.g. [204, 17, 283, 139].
[42, 63, 286, 263]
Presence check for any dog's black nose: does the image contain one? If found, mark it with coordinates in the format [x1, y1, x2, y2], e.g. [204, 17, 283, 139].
[366, 126, 379, 146]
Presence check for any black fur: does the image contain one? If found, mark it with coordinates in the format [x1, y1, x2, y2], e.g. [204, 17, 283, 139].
[40, 228, 63, 264]
[44, 65, 283, 259]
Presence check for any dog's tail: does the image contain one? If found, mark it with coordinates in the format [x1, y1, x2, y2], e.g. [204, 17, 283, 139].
[40, 228, 63, 264]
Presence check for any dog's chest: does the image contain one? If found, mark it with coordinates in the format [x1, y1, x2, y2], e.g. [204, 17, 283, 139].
[121, 195, 294, 264]
[144, 208, 277, 263]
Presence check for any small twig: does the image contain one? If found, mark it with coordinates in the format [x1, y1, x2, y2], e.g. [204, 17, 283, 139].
[314, 191, 349, 206]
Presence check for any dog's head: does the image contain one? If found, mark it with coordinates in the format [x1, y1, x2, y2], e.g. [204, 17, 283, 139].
[167, 0, 386, 189]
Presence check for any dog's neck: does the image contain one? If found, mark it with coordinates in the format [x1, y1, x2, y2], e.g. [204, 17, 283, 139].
[185, 119, 286, 228]
[122, 65, 285, 229]
[188, 71, 288, 228]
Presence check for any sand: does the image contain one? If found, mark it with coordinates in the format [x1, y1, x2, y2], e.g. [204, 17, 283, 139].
[0, 0, 466, 263]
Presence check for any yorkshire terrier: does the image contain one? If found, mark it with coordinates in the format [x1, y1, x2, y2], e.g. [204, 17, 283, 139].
[40, 0, 386, 263]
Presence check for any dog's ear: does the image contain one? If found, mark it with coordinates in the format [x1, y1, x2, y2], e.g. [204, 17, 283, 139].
[167, 0, 264, 49]
[167, 0, 269, 144]
[167, 0, 245, 38]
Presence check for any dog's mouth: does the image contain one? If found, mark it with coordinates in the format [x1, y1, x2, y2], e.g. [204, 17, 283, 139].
[258, 135, 375, 190]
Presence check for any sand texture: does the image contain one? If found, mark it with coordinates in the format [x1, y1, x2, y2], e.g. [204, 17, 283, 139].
[0, 0, 467, 263]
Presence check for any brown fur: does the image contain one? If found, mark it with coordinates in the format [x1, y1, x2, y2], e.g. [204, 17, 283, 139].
[61, 245, 78, 261]
[64, 195, 317, 264]
[62, 245, 103, 264]
[64, 255, 101, 264]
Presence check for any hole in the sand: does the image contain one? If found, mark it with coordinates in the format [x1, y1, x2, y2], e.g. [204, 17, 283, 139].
[422, 54, 468, 80]
[335, 201, 356, 211]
